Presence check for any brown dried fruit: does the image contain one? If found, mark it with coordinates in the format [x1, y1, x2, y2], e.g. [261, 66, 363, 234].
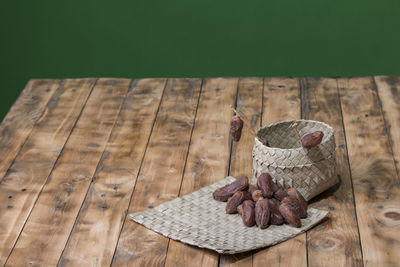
[237, 204, 243, 215]
[273, 189, 288, 201]
[287, 188, 307, 211]
[252, 190, 263, 202]
[230, 115, 244, 142]
[241, 200, 256, 227]
[301, 131, 324, 149]
[269, 198, 281, 211]
[271, 212, 285, 225]
[243, 191, 252, 200]
[213, 176, 249, 202]
[282, 197, 307, 218]
[279, 203, 301, 228]
[268, 199, 284, 225]
[226, 191, 246, 214]
[248, 184, 258, 194]
[271, 181, 279, 192]
[255, 198, 270, 229]
[257, 173, 277, 199]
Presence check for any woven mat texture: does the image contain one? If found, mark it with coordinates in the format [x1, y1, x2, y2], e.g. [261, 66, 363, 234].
[130, 176, 329, 254]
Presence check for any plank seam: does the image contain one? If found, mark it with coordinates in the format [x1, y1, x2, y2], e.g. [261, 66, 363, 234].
[0, 80, 66, 184]
[218, 78, 240, 267]
[174, 79, 204, 208]
[260, 77, 265, 128]
[335, 78, 365, 266]
[109, 78, 169, 266]
[161, 78, 204, 267]
[57, 79, 137, 266]
[300, 77, 309, 120]
[250, 77, 265, 267]
[3, 79, 99, 266]
[227, 77, 240, 177]
[299, 77, 310, 267]
[372, 76, 400, 182]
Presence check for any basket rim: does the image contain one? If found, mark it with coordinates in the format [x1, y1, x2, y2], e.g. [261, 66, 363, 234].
[254, 119, 335, 153]
[252, 149, 337, 169]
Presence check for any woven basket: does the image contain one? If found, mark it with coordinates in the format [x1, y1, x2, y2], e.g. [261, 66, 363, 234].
[252, 119, 338, 201]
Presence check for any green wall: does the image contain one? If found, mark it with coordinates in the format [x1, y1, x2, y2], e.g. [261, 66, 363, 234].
[1, 0, 400, 120]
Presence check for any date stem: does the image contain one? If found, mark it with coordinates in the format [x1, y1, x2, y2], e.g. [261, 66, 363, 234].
[291, 122, 302, 145]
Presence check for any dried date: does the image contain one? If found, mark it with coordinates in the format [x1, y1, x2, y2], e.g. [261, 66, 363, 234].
[257, 173, 277, 199]
[271, 211, 284, 225]
[282, 197, 307, 218]
[248, 184, 258, 194]
[287, 188, 307, 211]
[252, 190, 263, 202]
[243, 191, 252, 201]
[271, 181, 279, 192]
[255, 198, 270, 229]
[273, 189, 288, 201]
[301, 131, 324, 149]
[268, 198, 281, 211]
[279, 202, 301, 228]
[268, 199, 284, 225]
[230, 115, 244, 142]
[241, 200, 256, 227]
[237, 204, 243, 215]
[226, 191, 246, 214]
[213, 176, 249, 202]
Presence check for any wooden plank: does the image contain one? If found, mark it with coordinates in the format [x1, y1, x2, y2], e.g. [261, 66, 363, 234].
[229, 78, 264, 179]
[0, 79, 60, 180]
[58, 79, 166, 266]
[374, 76, 400, 177]
[111, 78, 202, 266]
[338, 77, 400, 266]
[302, 78, 363, 266]
[252, 77, 306, 267]
[0, 79, 96, 265]
[163, 78, 239, 267]
[219, 77, 263, 267]
[5, 78, 130, 266]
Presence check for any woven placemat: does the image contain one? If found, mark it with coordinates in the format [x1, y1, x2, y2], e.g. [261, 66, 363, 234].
[129, 176, 329, 254]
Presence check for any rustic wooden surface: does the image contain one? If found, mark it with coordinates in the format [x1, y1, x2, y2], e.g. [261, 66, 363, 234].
[0, 76, 399, 267]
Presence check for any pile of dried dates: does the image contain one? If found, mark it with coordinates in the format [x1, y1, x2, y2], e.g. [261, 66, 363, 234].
[213, 173, 307, 228]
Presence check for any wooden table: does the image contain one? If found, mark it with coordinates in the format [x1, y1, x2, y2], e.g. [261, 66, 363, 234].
[0, 77, 399, 266]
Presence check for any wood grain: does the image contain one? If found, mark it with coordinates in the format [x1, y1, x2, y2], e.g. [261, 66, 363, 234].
[253, 77, 306, 267]
[1, 76, 400, 266]
[111, 78, 202, 266]
[229, 78, 263, 179]
[374, 76, 400, 177]
[58, 79, 166, 266]
[338, 77, 400, 266]
[302, 78, 363, 267]
[5, 78, 130, 266]
[0, 79, 96, 266]
[164, 78, 238, 267]
[219, 77, 263, 267]
[0, 79, 60, 180]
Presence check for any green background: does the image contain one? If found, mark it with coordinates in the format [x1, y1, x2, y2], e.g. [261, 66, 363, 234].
[1, 0, 400, 120]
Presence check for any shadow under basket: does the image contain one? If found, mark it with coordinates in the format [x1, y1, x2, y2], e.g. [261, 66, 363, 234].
[252, 119, 338, 201]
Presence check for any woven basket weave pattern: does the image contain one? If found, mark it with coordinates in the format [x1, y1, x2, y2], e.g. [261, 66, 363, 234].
[252, 120, 338, 201]
[130, 176, 328, 254]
